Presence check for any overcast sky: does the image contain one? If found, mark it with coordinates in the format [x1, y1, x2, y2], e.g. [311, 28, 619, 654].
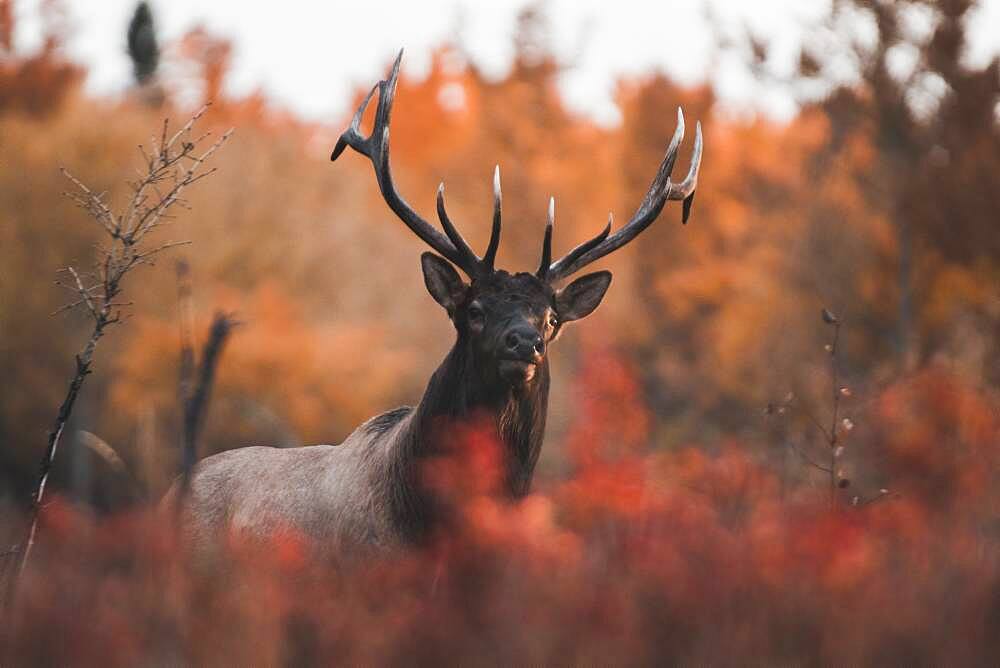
[11, 0, 1000, 126]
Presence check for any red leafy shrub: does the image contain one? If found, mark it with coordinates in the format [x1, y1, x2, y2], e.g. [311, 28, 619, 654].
[873, 368, 1000, 516]
[5, 364, 1000, 665]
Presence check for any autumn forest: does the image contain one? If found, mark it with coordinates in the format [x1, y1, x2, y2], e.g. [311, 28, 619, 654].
[1, 0, 1000, 664]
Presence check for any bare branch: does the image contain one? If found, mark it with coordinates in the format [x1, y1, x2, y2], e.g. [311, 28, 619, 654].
[66, 266, 98, 321]
[166, 104, 210, 151]
[129, 129, 232, 243]
[49, 297, 90, 317]
[135, 239, 194, 262]
[60, 168, 119, 237]
[6, 108, 229, 609]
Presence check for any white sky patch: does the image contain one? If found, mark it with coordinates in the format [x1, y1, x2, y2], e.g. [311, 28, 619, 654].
[9, 0, 1000, 127]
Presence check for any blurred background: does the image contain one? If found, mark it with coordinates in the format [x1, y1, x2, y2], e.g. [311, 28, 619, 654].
[4, 2, 1000, 663]
[1, 0, 998, 515]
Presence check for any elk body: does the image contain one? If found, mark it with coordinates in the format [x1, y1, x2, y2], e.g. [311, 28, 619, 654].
[175, 52, 702, 552]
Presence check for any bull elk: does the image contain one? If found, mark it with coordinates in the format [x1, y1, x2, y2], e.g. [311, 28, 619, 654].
[174, 51, 702, 551]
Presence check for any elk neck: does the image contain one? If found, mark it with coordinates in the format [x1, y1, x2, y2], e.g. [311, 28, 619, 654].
[424, 335, 550, 487]
[385, 332, 550, 541]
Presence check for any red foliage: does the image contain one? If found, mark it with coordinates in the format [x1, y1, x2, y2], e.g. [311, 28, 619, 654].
[874, 369, 1000, 515]
[6, 362, 1000, 664]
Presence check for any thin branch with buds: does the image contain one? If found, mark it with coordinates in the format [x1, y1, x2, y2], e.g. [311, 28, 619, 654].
[766, 308, 877, 509]
[2, 107, 231, 608]
[825, 309, 844, 507]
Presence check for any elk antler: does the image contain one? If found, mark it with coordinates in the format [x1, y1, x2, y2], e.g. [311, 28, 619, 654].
[540, 108, 703, 283]
[332, 49, 501, 279]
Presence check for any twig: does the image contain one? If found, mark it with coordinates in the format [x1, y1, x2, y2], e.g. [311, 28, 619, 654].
[60, 170, 119, 238]
[66, 267, 98, 319]
[852, 490, 898, 507]
[787, 439, 832, 474]
[827, 316, 842, 507]
[799, 405, 832, 445]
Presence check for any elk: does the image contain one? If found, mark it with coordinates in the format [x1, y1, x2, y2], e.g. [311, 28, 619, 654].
[174, 51, 702, 552]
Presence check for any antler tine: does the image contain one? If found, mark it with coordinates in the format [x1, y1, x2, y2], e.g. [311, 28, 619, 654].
[481, 165, 502, 271]
[536, 197, 555, 278]
[642, 107, 685, 212]
[331, 49, 480, 277]
[436, 182, 480, 269]
[545, 108, 703, 282]
[330, 83, 377, 162]
[553, 213, 612, 277]
[668, 120, 702, 224]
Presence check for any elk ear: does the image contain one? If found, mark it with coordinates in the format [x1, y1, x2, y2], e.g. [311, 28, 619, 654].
[555, 271, 612, 322]
[421, 252, 467, 314]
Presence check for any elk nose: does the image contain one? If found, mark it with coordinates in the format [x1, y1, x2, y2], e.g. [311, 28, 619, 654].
[504, 328, 544, 359]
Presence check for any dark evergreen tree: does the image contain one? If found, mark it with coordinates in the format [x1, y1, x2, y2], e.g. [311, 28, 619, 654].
[127, 2, 158, 85]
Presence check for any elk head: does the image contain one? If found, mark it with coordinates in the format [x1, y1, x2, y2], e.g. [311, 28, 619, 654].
[331, 50, 702, 389]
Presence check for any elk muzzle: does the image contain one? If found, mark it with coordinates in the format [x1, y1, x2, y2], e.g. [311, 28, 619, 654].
[497, 324, 544, 384]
